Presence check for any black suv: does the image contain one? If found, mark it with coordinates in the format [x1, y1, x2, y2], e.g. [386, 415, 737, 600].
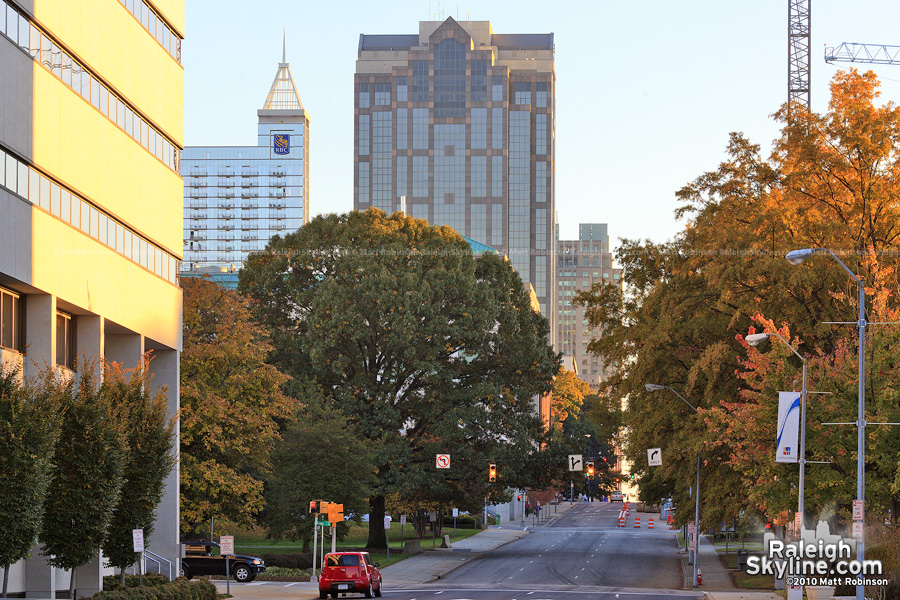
[181, 541, 266, 582]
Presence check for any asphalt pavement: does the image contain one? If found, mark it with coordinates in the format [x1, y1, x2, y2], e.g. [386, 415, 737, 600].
[211, 501, 783, 600]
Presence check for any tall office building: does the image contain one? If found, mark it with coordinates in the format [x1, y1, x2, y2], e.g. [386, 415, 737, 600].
[182, 43, 309, 274]
[354, 17, 556, 339]
[0, 0, 182, 595]
[556, 223, 623, 389]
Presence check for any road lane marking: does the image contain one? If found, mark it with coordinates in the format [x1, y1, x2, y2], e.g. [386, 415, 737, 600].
[282, 582, 300, 587]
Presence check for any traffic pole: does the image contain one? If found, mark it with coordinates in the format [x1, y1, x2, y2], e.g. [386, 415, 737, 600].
[312, 518, 318, 580]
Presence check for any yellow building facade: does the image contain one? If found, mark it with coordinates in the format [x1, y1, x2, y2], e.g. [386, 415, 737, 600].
[0, 0, 183, 595]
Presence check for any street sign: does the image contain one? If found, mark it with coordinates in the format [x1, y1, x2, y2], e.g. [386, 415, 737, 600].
[852, 521, 863, 540]
[429, 511, 437, 522]
[853, 499, 863, 521]
[384, 516, 391, 530]
[647, 448, 662, 466]
[317, 520, 330, 527]
[220, 535, 234, 556]
[132, 529, 144, 553]
[452, 508, 459, 517]
[436, 454, 450, 469]
[568, 454, 583, 471]
[400, 515, 406, 526]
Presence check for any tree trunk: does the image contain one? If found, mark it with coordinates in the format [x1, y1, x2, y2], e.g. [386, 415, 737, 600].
[119, 569, 126, 586]
[366, 495, 386, 549]
[68, 568, 76, 600]
[3, 564, 9, 599]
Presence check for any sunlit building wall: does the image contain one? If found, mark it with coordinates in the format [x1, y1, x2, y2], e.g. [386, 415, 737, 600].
[0, 0, 183, 594]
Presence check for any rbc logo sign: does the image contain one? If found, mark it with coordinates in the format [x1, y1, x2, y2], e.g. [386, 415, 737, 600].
[274, 134, 290, 155]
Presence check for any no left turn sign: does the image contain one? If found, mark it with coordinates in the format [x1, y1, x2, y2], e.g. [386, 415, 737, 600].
[436, 454, 450, 469]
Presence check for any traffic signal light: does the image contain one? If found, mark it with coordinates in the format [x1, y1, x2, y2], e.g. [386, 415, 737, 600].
[489, 463, 497, 482]
[327, 503, 344, 525]
[309, 500, 319, 513]
[630, 473, 635, 480]
[586, 461, 595, 480]
[517, 494, 522, 501]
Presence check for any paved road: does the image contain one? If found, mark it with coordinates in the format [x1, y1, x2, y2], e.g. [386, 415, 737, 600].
[218, 503, 701, 600]
[438, 502, 684, 590]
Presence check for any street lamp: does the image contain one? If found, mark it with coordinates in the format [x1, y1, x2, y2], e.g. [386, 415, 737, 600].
[786, 247, 866, 600]
[746, 332, 808, 526]
[645, 383, 702, 588]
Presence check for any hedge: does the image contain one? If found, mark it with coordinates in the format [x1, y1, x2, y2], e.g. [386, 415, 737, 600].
[101, 574, 169, 591]
[89, 578, 216, 600]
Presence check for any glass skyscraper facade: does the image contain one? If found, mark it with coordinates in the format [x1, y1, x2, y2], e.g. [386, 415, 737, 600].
[556, 223, 623, 389]
[354, 18, 556, 341]
[182, 49, 309, 272]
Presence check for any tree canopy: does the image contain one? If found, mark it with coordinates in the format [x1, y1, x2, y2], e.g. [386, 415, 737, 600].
[576, 70, 900, 531]
[180, 276, 292, 534]
[240, 209, 559, 546]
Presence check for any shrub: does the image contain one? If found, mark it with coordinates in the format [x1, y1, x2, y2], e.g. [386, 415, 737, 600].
[101, 574, 169, 591]
[89, 577, 216, 600]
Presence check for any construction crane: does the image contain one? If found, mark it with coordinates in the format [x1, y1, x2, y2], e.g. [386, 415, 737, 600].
[788, 0, 812, 111]
[825, 43, 900, 65]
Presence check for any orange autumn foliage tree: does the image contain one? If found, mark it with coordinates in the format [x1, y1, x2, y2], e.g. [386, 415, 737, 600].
[577, 70, 900, 532]
[550, 367, 591, 431]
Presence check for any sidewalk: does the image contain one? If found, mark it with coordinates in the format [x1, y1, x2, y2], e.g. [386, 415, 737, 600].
[679, 534, 738, 591]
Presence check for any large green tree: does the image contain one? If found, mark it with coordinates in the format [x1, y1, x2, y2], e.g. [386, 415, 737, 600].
[102, 360, 176, 582]
[576, 70, 900, 533]
[180, 277, 292, 534]
[0, 367, 61, 598]
[240, 209, 559, 547]
[40, 367, 127, 599]
[264, 389, 375, 549]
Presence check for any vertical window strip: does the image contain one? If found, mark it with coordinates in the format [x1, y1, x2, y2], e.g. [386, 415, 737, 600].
[0, 1, 181, 174]
[0, 145, 180, 285]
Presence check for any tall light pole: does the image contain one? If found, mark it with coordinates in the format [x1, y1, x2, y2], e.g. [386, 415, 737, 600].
[746, 332, 808, 524]
[786, 247, 866, 600]
[645, 383, 701, 588]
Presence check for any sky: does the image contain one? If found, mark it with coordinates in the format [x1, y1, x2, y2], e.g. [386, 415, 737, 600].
[183, 0, 900, 252]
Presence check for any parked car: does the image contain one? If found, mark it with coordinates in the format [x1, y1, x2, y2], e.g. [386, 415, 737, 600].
[319, 551, 382, 599]
[181, 541, 265, 583]
[609, 491, 625, 502]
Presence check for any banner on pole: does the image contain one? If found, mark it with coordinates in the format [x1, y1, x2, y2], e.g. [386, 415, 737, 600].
[776, 391, 801, 463]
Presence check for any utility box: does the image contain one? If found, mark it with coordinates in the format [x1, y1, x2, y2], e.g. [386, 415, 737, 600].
[736, 549, 749, 571]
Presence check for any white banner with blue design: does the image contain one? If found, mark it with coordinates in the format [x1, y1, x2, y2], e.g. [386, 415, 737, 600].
[776, 391, 800, 463]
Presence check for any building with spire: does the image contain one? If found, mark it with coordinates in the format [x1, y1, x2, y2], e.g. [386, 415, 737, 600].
[354, 18, 557, 341]
[182, 40, 309, 280]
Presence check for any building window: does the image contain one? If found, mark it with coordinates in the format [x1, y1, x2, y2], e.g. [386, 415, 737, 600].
[397, 76, 408, 102]
[412, 108, 429, 149]
[357, 114, 370, 155]
[514, 82, 531, 105]
[357, 162, 370, 204]
[471, 59, 488, 101]
[491, 155, 504, 197]
[56, 311, 75, 370]
[471, 156, 487, 197]
[471, 107, 487, 149]
[358, 83, 370, 109]
[536, 81, 548, 108]
[536, 114, 548, 155]
[491, 107, 504, 149]
[412, 156, 429, 197]
[491, 75, 504, 102]
[434, 39, 466, 118]
[412, 60, 429, 102]
[536, 161, 547, 203]
[375, 83, 391, 105]
[0, 287, 22, 352]
[396, 108, 408, 150]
